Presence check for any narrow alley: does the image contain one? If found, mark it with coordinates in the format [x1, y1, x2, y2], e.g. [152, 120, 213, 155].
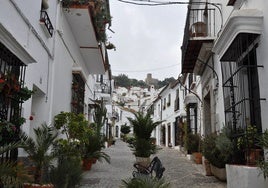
[79, 140, 226, 188]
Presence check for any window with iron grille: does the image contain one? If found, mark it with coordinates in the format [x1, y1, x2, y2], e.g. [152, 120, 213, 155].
[71, 73, 85, 114]
[221, 33, 263, 139]
[0, 42, 27, 161]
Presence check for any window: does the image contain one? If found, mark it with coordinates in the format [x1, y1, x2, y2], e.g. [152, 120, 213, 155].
[71, 73, 85, 114]
[175, 89, 180, 111]
[0, 42, 26, 123]
[167, 94, 171, 107]
[221, 33, 262, 133]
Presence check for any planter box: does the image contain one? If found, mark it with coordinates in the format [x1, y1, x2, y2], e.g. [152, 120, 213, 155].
[210, 164, 226, 181]
[226, 164, 268, 188]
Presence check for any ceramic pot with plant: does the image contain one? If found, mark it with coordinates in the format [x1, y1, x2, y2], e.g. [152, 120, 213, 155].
[127, 112, 162, 166]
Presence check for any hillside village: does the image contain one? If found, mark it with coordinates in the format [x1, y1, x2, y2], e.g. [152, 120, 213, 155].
[1, 0, 268, 187]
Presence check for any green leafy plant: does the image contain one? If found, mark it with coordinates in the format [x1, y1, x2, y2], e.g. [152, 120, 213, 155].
[121, 124, 131, 141]
[121, 176, 170, 188]
[54, 112, 88, 141]
[237, 125, 258, 150]
[257, 129, 268, 179]
[50, 139, 83, 187]
[202, 131, 233, 168]
[127, 112, 162, 158]
[82, 131, 110, 163]
[0, 142, 30, 187]
[184, 133, 201, 154]
[21, 124, 58, 184]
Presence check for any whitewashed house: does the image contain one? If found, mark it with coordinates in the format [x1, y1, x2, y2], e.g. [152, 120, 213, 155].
[150, 80, 185, 147]
[181, 0, 268, 187]
[0, 0, 113, 159]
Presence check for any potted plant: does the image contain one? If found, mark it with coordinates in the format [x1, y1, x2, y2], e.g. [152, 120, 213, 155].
[257, 129, 268, 179]
[120, 124, 131, 142]
[121, 176, 170, 188]
[185, 133, 202, 164]
[81, 129, 110, 170]
[81, 99, 110, 169]
[50, 138, 83, 187]
[0, 142, 30, 187]
[237, 125, 262, 165]
[202, 130, 233, 181]
[21, 124, 58, 187]
[127, 112, 162, 166]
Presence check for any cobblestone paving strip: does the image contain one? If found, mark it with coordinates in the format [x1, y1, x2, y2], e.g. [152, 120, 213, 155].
[79, 140, 227, 188]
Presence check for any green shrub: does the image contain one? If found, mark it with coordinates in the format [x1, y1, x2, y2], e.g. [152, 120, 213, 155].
[185, 133, 200, 153]
[203, 132, 233, 168]
[121, 176, 170, 188]
[257, 129, 268, 179]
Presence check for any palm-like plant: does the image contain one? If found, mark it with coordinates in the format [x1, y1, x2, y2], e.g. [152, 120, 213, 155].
[127, 112, 163, 158]
[0, 142, 30, 187]
[121, 176, 170, 188]
[128, 112, 162, 140]
[82, 133, 110, 163]
[21, 124, 58, 184]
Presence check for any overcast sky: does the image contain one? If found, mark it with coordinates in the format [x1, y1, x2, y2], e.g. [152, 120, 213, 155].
[107, 0, 188, 81]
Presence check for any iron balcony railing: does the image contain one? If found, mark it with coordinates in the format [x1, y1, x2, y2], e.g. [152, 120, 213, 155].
[181, 7, 217, 73]
[40, 10, 54, 37]
[94, 82, 111, 95]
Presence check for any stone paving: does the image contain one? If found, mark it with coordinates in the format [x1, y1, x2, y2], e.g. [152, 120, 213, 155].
[79, 139, 227, 188]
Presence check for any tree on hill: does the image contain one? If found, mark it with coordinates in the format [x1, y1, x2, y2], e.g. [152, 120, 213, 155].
[113, 74, 176, 89]
[113, 74, 146, 88]
[158, 77, 176, 88]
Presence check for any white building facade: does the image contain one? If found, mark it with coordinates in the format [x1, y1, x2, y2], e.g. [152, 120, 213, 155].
[0, 0, 113, 158]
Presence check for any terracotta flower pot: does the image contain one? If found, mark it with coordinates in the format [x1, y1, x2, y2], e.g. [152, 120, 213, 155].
[82, 158, 93, 171]
[193, 152, 202, 164]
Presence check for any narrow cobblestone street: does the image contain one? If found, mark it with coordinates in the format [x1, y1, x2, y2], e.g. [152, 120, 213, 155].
[79, 139, 226, 188]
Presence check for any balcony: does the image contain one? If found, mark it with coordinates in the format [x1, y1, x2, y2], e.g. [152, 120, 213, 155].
[181, 7, 217, 73]
[40, 10, 54, 37]
[94, 80, 112, 102]
[62, 0, 111, 74]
